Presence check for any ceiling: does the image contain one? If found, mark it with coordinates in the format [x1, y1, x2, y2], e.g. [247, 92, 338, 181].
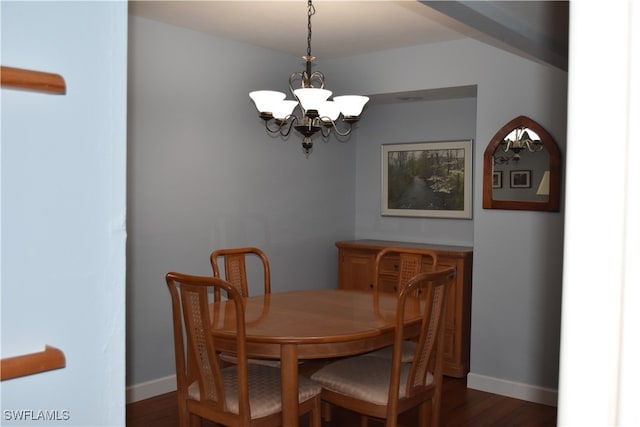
[129, 1, 568, 103]
[129, 1, 568, 65]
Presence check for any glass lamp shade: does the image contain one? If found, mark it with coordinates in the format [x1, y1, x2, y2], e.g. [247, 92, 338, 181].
[293, 88, 332, 112]
[249, 90, 286, 114]
[318, 101, 341, 123]
[333, 95, 369, 117]
[536, 170, 550, 195]
[273, 100, 298, 120]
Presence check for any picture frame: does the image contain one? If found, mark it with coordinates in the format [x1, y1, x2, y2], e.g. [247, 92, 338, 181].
[381, 140, 473, 219]
[510, 170, 531, 188]
[492, 171, 502, 189]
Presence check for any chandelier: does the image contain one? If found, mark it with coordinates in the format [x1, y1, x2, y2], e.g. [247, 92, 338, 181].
[500, 126, 544, 161]
[249, 0, 369, 157]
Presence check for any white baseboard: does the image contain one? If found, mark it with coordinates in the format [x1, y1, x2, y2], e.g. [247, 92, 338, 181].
[128, 372, 558, 407]
[126, 374, 176, 403]
[467, 373, 558, 407]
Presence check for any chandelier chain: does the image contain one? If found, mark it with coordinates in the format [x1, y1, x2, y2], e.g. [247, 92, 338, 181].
[307, 0, 315, 58]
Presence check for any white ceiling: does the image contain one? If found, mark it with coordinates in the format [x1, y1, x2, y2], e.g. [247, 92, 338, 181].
[129, 1, 470, 59]
[128, 1, 568, 103]
[129, 1, 568, 68]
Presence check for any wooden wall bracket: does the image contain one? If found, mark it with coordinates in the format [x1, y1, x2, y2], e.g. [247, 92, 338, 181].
[1, 66, 66, 94]
[2, 66, 67, 380]
[1, 345, 66, 381]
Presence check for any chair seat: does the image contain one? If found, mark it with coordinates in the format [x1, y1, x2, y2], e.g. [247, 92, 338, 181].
[311, 267, 453, 427]
[310, 355, 433, 406]
[219, 351, 282, 368]
[189, 364, 321, 419]
[365, 341, 417, 363]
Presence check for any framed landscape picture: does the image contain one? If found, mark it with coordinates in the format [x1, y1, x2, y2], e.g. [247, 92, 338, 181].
[381, 140, 473, 219]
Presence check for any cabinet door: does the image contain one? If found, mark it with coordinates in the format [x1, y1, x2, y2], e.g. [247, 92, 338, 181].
[339, 251, 375, 291]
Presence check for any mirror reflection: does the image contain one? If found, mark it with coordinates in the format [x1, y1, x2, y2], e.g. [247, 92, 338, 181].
[492, 127, 550, 203]
[483, 115, 560, 211]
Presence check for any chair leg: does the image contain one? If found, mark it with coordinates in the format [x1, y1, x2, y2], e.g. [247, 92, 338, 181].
[418, 401, 429, 427]
[431, 393, 441, 427]
[188, 412, 201, 427]
[321, 401, 332, 423]
[417, 399, 437, 427]
[310, 397, 322, 427]
[177, 398, 190, 427]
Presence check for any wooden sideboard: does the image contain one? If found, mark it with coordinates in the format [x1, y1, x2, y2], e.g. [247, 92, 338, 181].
[336, 239, 473, 378]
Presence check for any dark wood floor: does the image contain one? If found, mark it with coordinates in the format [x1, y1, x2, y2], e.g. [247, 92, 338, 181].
[126, 377, 557, 426]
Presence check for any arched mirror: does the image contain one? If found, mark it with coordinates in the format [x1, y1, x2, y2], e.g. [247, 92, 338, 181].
[483, 116, 560, 211]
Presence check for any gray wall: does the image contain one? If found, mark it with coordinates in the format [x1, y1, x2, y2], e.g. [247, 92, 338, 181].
[127, 16, 357, 385]
[322, 40, 567, 390]
[354, 98, 477, 245]
[128, 17, 567, 394]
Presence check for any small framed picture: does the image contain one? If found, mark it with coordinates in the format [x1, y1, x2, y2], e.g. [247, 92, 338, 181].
[492, 171, 502, 189]
[510, 170, 531, 188]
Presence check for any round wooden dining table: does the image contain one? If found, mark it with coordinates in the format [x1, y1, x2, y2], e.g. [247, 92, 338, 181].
[209, 289, 423, 427]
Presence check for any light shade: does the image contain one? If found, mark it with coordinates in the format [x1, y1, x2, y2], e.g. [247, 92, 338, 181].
[536, 170, 550, 195]
[272, 100, 298, 120]
[249, 90, 286, 114]
[293, 88, 332, 112]
[333, 95, 369, 117]
[318, 101, 341, 122]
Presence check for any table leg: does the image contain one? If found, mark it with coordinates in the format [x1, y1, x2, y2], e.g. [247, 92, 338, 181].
[281, 343, 299, 427]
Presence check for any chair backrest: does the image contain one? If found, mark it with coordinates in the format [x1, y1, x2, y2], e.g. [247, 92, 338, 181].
[210, 247, 271, 300]
[373, 247, 439, 293]
[387, 267, 456, 420]
[166, 272, 252, 424]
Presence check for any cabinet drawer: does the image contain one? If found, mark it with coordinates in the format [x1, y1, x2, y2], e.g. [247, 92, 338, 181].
[378, 276, 398, 293]
[378, 257, 400, 275]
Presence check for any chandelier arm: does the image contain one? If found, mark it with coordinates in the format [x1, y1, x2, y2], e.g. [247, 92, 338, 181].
[290, 71, 304, 92]
[309, 71, 325, 89]
[323, 118, 353, 137]
[279, 116, 297, 137]
[525, 141, 535, 152]
[524, 140, 545, 152]
[265, 120, 284, 134]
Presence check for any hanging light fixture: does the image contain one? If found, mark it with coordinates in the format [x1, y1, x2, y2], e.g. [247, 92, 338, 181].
[249, 0, 369, 157]
[500, 126, 544, 161]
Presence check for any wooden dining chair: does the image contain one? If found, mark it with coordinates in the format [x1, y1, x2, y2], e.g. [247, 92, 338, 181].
[373, 247, 439, 294]
[210, 247, 282, 367]
[311, 267, 456, 427]
[210, 247, 271, 301]
[366, 247, 439, 362]
[166, 272, 321, 427]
